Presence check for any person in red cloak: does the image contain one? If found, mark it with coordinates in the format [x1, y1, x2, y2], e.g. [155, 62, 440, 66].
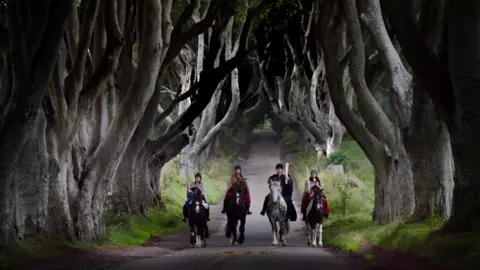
[301, 169, 330, 220]
[221, 165, 252, 215]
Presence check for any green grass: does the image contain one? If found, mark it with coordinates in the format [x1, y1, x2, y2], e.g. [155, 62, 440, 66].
[287, 138, 480, 268]
[103, 156, 231, 246]
[0, 157, 232, 268]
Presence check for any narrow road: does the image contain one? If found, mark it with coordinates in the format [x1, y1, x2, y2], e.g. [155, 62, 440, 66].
[110, 129, 349, 270]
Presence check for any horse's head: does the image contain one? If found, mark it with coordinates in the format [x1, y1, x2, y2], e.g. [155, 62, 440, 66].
[190, 186, 203, 201]
[311, 186, 324, 211]
[232, 182, 244, 205]
[268, 179, 282, 202]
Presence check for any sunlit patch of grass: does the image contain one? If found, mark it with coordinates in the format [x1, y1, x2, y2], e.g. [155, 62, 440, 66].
[322, 214, 441, 252]
[103, 209, 184, 246]
[103, 157, 231, 247]
[285, 135, 480, 268]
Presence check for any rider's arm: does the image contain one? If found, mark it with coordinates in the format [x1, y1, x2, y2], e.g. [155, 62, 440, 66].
[285, 178, 293, 198]
[304, 180, 310, 193]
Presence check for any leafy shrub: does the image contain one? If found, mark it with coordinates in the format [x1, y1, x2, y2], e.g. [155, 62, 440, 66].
[326, 151, 348, 167]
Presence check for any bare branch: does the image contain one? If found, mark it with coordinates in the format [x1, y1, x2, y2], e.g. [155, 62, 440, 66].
[65, 0, 101, 107]
[78, 0, 124, 108]
[381, 0, 455, 128]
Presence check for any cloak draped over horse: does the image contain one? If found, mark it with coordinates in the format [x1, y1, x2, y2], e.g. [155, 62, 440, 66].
[260, 163, 297, 221]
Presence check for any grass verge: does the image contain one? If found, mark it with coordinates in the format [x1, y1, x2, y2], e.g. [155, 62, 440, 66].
[0, 156, 231, 268]
[287, 138, 480, 268]
[104, 156, 231, 246]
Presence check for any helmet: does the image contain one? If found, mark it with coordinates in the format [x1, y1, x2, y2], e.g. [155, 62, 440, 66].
[311, 169, 318, 174]
[234, 165, 241, 170]
[275, 163, 283, 169]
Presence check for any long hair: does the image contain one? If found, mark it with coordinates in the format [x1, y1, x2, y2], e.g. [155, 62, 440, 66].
[231, 171, 245, 185]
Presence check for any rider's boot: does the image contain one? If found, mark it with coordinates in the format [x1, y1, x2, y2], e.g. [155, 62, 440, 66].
[247, 206, 252, 215]
[260, 196, 269, 216]
[206, 207, 211, 221]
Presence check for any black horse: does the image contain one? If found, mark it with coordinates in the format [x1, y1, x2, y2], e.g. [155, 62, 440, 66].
[187, 186, 209, 248]
[225, 182, 247, 246]
[305, 185, 324, 247]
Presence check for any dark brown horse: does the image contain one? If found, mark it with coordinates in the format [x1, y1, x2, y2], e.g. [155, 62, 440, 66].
[187, 186, 209, 248]
[305, 185, 324, 247]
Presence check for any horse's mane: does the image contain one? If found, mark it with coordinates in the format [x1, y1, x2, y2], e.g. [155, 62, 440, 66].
[190, 186, 203, 201]
[311, 186, 324, 200]
[233, 181, 244, 194]
[268, 180, 282, 203]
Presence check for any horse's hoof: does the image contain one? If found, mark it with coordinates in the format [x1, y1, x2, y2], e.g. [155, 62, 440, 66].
[281, 242, 287, 246]
[238, 234, 245, 244]
[190, 244, 195, 248]
[272, 242, 278, 246]
[318, 242, 323, 247]
[307, 240, 312, 246]
[202, 241, 207, 247]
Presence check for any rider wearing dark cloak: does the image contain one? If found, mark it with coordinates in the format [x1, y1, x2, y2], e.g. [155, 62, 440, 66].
[260, 163, 297, 221]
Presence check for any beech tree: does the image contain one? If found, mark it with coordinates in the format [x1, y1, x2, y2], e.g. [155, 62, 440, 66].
[0, 0, 273, 244]
[383, 0, 480, 233]
[256, 0, 347, 158]
[314, 0, 415, 224]
[311, 0, 454, 224]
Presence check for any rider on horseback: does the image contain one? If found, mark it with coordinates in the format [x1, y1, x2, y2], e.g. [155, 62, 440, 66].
[301, 169, 330, 221]
[221, 165, 252, 215]
[260, 163, 298, 221]
[182, 173, 210, 222]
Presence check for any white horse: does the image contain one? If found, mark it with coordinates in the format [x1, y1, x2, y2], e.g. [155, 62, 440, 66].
[305, 186, 324, 247]
[266, 180, 290, 246]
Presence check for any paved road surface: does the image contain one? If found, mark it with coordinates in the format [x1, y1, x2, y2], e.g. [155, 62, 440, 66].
[110, 129, 349, 270]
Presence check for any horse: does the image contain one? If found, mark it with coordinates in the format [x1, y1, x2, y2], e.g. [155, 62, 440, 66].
[305, 185, 324, 247]
[225, 182, 247, 246]
[187, 186, 209, 248]
[266, 179, 290, 246]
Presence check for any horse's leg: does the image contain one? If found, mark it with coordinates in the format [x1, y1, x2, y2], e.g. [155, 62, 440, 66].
[189, 222, 196, 248]
[311, 223, 318, 247]
[238, 216, 246, 244]
[230, 217, 238, 246]
[225, 216, 232, 238]
[279, 220, 287, 246]
[201, 221, 207, 247]
[306, 219, 312, 246]
[270, 219, 278, 246]
[317, 223, 323, 247]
